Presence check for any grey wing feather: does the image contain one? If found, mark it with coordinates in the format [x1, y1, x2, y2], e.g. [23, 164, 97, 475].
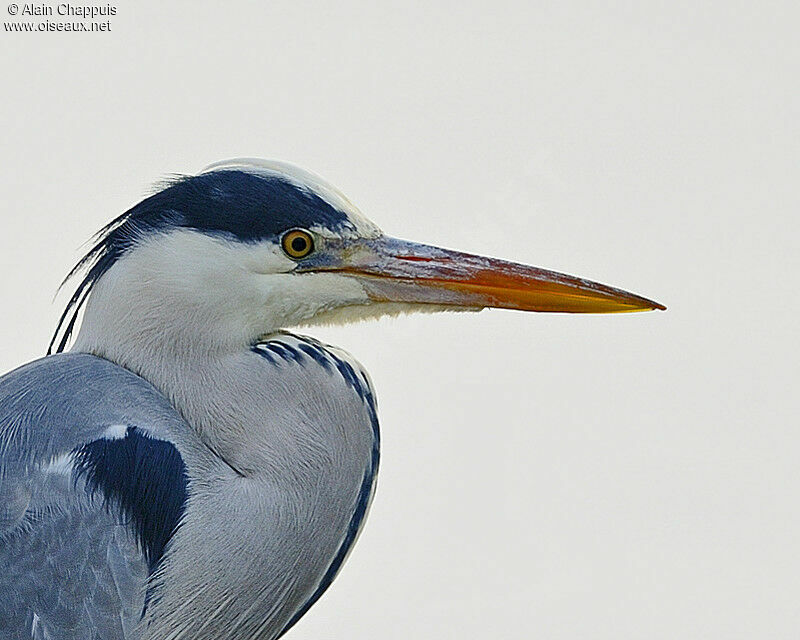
[0, 354, 191, 640]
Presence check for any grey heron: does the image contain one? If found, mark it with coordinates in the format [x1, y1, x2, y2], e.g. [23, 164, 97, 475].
[0, 159, 664, 639]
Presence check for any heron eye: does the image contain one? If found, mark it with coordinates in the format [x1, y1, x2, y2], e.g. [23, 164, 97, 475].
[281, 229, 315, 259]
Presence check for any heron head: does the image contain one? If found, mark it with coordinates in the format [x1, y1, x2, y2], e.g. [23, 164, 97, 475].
[56, 159, 663, 356]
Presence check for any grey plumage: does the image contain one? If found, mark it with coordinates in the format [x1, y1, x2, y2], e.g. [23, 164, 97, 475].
[1, 337, 378, 639]
[0, 354, 176, 639]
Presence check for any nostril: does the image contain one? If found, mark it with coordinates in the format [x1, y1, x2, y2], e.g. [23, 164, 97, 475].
[393, 255, 434, 262]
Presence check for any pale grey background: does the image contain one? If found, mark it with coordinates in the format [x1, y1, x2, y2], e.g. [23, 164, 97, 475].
[1, 2, 798, 638]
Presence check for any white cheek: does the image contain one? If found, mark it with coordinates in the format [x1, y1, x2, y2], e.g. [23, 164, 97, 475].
[73, 229, 374, 354]
[242, 244, 298, 274]
[260, 273, 370, 326]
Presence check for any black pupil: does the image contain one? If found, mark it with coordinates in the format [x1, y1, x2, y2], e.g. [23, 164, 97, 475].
[291, 236, 308, 253]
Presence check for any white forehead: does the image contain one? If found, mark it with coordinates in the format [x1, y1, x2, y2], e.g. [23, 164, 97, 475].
[201, 158, 381, 239]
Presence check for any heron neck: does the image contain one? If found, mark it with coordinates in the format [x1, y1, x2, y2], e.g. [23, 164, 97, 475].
[69, 253, 272, 468]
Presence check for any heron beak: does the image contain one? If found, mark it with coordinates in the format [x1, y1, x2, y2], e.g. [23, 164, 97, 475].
[325, 236, 665, 313]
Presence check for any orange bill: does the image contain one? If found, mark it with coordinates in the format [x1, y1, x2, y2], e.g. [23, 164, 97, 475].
[305, 236, 665, 314]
